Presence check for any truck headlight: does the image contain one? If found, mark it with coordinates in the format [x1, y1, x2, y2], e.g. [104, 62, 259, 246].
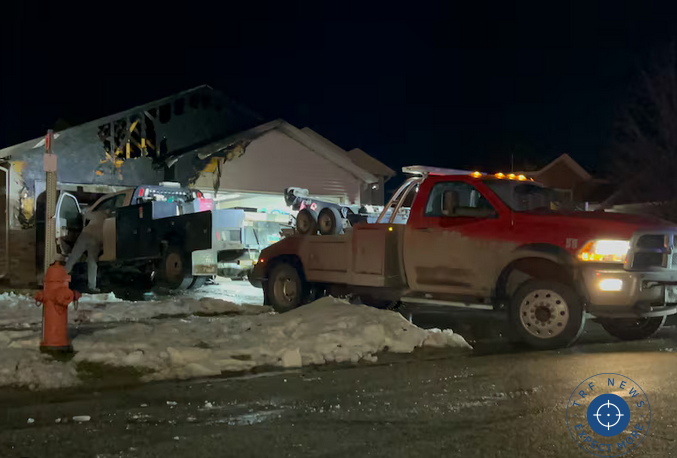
[578, 240, 630, 263]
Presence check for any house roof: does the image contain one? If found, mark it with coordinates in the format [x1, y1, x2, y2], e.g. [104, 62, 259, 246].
[300, 128, 394, 178]
[344, 148, 396, 178]
[0, 85, 263, 160]
[530, 153, 592, 181]
[179, 120, 379, 184]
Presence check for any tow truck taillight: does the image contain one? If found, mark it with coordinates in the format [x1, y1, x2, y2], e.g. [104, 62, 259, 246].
[138, 187, 145, 197]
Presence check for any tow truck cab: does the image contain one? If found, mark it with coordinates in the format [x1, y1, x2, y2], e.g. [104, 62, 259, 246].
[251, 166, 677, 349]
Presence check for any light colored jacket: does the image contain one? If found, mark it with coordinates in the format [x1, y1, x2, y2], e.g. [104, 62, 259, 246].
[81, 210, 107, 244]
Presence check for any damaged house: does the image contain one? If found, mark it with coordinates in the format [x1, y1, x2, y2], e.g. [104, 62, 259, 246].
[0, 85, 391, 286]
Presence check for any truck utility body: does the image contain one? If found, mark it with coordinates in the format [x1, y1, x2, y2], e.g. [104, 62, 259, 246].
[55, 183, 289, 288]
[251, 166, 677, 349]
[55, 184, 217, 290]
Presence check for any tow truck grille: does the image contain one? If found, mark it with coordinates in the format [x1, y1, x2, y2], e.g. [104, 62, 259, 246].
[637, 234, 666, 249]
[629, 232, 675, 270]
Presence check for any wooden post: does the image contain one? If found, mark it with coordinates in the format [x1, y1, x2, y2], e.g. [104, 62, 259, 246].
[43, 130, 57, 277]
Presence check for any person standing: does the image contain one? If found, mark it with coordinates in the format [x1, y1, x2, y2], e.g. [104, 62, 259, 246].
[64, 209, 109, 293]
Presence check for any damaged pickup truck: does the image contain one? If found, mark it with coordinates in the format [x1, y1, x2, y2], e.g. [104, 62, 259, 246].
[250, 166, 677, 349]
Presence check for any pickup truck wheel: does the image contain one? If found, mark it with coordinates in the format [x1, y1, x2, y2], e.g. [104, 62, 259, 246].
[159, 246, 193, 290]
[296, 209, 317, 235]
[598, 316, 666, 341]
[318, 207, 343, 235]
[268, 263, 304, 312]
[509, 279, 585, 349]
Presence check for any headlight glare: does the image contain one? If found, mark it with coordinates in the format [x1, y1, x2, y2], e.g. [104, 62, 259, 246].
[578, 240, 630, 263]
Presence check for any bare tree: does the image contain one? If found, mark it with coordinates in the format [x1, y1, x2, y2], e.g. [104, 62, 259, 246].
[610, 45, 677, 221]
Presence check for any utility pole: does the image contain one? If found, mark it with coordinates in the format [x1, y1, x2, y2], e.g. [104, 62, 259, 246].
[43, 130, 58, 278]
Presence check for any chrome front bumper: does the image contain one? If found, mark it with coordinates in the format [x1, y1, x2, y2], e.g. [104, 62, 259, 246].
[580, 265, 677, 318]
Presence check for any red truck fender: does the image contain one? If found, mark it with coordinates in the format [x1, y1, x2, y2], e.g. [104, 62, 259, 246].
[494, 243, 576, 303]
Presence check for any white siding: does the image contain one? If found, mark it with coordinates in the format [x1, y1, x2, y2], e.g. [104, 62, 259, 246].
[197, 130, 363, 204]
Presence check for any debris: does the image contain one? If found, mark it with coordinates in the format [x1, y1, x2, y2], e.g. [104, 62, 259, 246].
[27, 418, 34, 424]
[73, 416, 91, 422]
[140, 404, 148, 407]
[203, 402, 214, 409]
[173, 436, 180, 441]
[55, 418, 61, 423]
[166, 401, 178, 406]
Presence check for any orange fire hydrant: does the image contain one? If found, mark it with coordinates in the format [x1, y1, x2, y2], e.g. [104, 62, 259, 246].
[35, 263, 81, 352]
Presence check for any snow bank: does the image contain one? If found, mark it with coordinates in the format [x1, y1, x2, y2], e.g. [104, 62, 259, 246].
[72, 297, 472, 382]
[0, 329, 79, 390]
[76, 297, 272, 323]
[0, 290, 271, 328]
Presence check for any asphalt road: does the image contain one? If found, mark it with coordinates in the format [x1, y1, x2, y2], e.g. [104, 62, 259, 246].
[1, 313, 677, 458]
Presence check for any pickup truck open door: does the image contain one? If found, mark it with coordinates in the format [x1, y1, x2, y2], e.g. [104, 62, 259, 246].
[54, 192, 82, 259]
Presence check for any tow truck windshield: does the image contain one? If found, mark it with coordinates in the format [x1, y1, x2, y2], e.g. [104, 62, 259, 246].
[485, 180, 572, 212]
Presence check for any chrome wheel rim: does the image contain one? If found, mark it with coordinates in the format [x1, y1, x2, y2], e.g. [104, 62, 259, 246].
[273, 275, 297, 304]
[519, 289, 569, 338]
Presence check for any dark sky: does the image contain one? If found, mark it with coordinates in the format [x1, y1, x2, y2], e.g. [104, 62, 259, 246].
[2, 2, 677, 179]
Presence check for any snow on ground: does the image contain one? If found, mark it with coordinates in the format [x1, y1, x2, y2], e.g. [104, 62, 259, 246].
[74, 297, 271, 324]
[0, 285, 268, 329]
[0, 286, 470, 390]
[72, 297, 471, 382]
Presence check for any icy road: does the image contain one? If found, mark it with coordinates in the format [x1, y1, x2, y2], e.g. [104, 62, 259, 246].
[1, 322, 677, 457]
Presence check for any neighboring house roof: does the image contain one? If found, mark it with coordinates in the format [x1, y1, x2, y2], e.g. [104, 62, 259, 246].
[528, 153, 592, 181]
[301, 128, 394, 179]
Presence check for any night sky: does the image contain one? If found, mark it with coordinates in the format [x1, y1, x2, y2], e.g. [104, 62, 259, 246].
[2, 2, 676, 181]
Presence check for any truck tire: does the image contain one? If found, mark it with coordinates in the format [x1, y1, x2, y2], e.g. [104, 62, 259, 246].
[158, 245, 193, 290]
[267, 263, 305, 313]
[296, 209, 317, 235]
[509, 279, 585, 349]
[188, 276, 208, 290]
[318, 207, 343, 235]
[598, 316, 665, 341]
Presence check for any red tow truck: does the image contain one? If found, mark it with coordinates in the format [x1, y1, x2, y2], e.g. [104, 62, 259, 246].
[249, 166, 677, 348]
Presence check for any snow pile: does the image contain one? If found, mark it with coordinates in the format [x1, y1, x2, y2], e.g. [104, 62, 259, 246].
[0, 330, 79, 390]
[77, 297, 272, 323]
[72, 297, 472, 382]
[0, 292, 42, 327]
[0, 290, 270, 328]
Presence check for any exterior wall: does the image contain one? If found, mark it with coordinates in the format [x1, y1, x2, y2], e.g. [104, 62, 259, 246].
[8, 228, 36, 286]
[359, 176, 386, 205]
[193, 130, 363, 204]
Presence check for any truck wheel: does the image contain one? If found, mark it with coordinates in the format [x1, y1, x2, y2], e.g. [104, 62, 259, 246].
[509, 279, 585, 349]
[296, 209, 317, 235]
[598, 316, 666, 341]
[159, 245, 193, 290]
[188, 276, 208, 290]
[318, 207, 343, 235]
[267, 263, 305, 312]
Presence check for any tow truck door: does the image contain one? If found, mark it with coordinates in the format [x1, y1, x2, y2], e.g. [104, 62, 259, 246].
[55, 192, 82, 258]
[404, 179, 507, 297]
